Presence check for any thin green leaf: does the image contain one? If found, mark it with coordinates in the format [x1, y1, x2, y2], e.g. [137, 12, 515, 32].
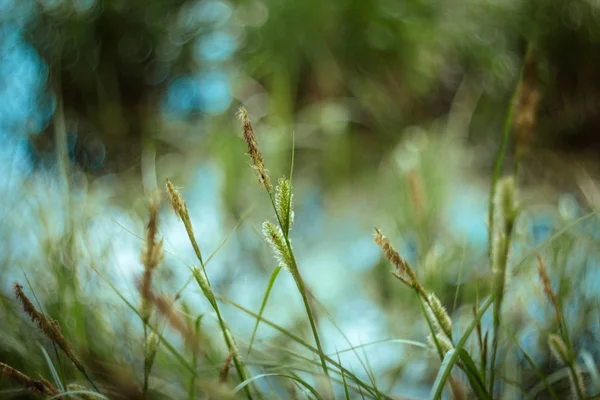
[457, 349, 491, 400]
[581, 350, 600, 394]
[39, 344, 65, 392]
[429, 296, 494, 400]
[248, 265, 282, 358]
[338, 352, 351, 400]
[452, 237, 467, 314]
[512, 209, 600, 276]
[216, 294, 388, 399]
[234, 373, 323, 400]
[506, 328, 559, 400]
[429, 349, 456, 400]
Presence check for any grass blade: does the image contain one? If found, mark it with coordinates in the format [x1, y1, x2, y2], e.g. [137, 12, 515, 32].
[506, 328, 559, 400]
[247, 265, 282, 358]
[234, 373, 323, 400]
[457, 349, 491, 400]
[429, 349, 456, 400]
[216, 294, 389, 399]
[39, 344, 65, 392]
[581, 350, 600, 394]
[337, 352, 351, 400]
[429, 295, 494, 400]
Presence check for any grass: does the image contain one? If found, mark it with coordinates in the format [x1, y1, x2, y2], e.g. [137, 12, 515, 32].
[1, 68, 600, 399]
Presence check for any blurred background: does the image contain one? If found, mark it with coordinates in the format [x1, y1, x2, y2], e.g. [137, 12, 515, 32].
[2, 0, 600, 398]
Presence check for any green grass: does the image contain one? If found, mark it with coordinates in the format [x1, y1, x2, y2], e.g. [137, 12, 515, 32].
[1, 81, 600, 400]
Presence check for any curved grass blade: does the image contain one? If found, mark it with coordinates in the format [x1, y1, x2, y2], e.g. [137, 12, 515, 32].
[429, 295, 494, 400]
[216, 295, 388, 399]
[457, 349, 491, 400]
[506, 328, 559, 400]
[526, 366, 589, 399]
[512, 209, 600, 276]
[234, 373, 323, 400]
[310, 292, 381, 395]
[39, 344, 65, 392]
[247, 266, 282, 358]
[337, 352, 351, 400]
[581, 350, 600, 394]
[429, 349, 456, 400]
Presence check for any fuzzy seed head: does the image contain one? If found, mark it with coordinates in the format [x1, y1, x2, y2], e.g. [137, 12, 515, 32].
[569, 365, 586, 400]
[548, 334, 569, 365]
[494, 177, 517, 233]
[166, 178, 187, 218]
[275, 178, 294, 235]
[373, 228, 422, 292]
[262, 220, 293, 271]
[237, 106, 272, 192]
[428, 333, 454, 356]
[426, 293, 453, 340]
[219, 349, 235, 383]
[192, 267, 214, 302]
[13, 283, 84, 373]
[145, 332, 160, 364]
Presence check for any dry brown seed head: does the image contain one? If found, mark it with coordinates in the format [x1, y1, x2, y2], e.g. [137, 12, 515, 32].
[536, 254, 562, 328]
[166, 178, 187, 218]
[237, 106, 272, 192]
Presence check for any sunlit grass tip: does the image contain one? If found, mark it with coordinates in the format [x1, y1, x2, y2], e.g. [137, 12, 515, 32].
[166, 177, 187, 218]
[275, 177, 294, 235]
[237, 106, 272, 192]
[262, 220, 293, 272]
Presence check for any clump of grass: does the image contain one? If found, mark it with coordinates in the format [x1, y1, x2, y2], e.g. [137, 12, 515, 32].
[537, 255, 586, 399]
[165, 177, 252, 399]
[238, 106, 330, 379]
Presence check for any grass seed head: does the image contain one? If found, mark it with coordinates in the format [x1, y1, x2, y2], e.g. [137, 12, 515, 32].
[237, 106, 272, 192]
[427, 333, 454, 356]
[275, 177, 294, 235]
[166, 178, 187, 218]
[0, 362, 50, 396]
[13, 282, 85, 372]
[373, 227, 424, 293]
[536, 254, 563, 328]
[548, 334, 569, 365]
[263, 220, 293, 272]
[426, 293, 453, 340]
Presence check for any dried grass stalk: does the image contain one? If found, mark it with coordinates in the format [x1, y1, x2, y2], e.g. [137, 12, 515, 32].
[13, 282, 85, 373]
[0, 361, 58, 396]
[237, 106, 271, 192]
